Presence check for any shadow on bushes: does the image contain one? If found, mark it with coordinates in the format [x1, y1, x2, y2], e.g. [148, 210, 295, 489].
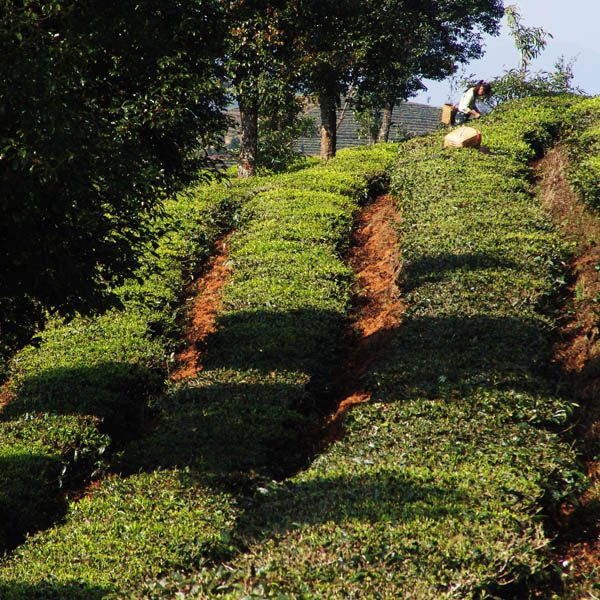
[3, 362, 163, 442]
[118, 307, 560, 494]
[373, 314, 557, 402]
[118, 381, 314, 486]
[400, 252, 520, 293]
[0, 363, 162, 555]
[202, 309, 346, 406]
[119, 308, 348, 486]
[0, 581, 110, 600]
[240, 469, 469, 537]
[0, 454, 67, 555]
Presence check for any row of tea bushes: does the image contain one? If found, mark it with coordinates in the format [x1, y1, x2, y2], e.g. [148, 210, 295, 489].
[136, 97, 591, 599]
[0, 145, 400, 598]
[0, 173, 256, 562]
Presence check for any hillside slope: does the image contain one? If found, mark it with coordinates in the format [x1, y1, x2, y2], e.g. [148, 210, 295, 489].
[3, 96, 600, 598]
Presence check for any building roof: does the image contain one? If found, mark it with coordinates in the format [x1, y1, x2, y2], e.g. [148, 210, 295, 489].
[295, 102, 442, 155]
[223, 101, 443, 160]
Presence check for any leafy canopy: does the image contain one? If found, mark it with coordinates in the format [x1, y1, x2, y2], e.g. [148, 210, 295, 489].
[0, 0, 229, 360]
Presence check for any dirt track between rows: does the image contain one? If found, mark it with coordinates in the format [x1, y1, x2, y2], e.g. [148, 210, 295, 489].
[535, 146, 600, 594]
[170, 192, 405, 443]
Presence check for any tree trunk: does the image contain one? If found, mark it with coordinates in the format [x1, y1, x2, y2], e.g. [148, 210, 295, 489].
[238, 97, 258, 178]
[319, 93, 337, 161]
[377, 102, 394, 143]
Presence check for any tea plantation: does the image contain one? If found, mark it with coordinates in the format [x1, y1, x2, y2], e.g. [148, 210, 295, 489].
[2, 94, 600, 598]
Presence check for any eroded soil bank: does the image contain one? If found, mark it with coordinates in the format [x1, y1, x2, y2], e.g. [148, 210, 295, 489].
[170, 236, 233, 381]
[536, 146, 600, 595]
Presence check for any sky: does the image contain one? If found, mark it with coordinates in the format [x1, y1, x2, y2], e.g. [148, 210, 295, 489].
[412, 0, 600, 107]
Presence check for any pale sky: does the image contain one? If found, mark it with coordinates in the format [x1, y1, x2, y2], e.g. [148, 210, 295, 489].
[412, 0, 600, 106]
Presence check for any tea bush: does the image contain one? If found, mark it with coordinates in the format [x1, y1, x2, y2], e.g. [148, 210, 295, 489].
[0, 143, 401, 596]
[0, 174, 264, 561]
[135, 98, 591, 599]
[0, 414, 109, 553]
[561, 97, 600, 209]
[0, 469, 238, 599]
[3, 97, 595, 597]
[119, 145, 401, 484]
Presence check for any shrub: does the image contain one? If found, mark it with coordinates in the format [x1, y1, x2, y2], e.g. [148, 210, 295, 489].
[0, 414, 109, 554]
[561, 97, 600, 210]
[0, 470, 238, 599]
[138, 98, 589, 598]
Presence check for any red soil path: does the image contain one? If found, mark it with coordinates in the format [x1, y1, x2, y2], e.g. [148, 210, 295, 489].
[170, 194, 404, 436]
[326, 193, 404, 439]
[169, 236, 233, 381]
[536, 146, 600, 595]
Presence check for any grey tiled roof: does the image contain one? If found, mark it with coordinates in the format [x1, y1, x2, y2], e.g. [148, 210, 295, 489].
[222, 101, 442, 162]
[295, 102, 442, 155]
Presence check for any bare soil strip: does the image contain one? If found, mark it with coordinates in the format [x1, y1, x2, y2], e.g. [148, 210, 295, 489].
[536, 146, 600, 591]
[170, 236, 233, 381]
[170, 194, 405, 448]
[325, 194, 404, 440]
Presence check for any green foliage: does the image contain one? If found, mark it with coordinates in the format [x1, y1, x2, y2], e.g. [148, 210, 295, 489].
[0, 168, 257, 577]
[4, 101, 600, 598]
[353, 105, 382, 143]
[224, 1, 309, 176]
[0, 0, 230, 358]
[477, 95, 582, 161]
[0, 470, 239, 598]
[137, 99, 589, 599]
[561, 97, 600, 211]
[122, 148, 390, 479]
[0, 414, 109, 554]
[488, 58, 586, 108]
[504, 4, 553, 75]
[147, 402, 577, 599]
[0, 145, 389, 597]
[0, 178, 253, 441]
[486, 6, 584, 109]
[352, 0, 504, 134]
[257, 111, 317, 173]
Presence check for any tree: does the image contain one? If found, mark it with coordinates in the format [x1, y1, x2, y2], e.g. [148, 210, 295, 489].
[257, 97, 316, 172]
[292, 0, 504, 156]
[226, 1, 504, 169]
[488, 58, 585, 108]
[487, 7, 584, 107]
[224, 0, 304, 177]
[505, 4, 552, 76]
[291, 0, 365, 160]
[0, 0, 229, 361]
[354, 0, 505, 143]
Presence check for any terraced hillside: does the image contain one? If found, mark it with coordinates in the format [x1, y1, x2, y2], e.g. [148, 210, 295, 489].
[3, 95, 600, 599]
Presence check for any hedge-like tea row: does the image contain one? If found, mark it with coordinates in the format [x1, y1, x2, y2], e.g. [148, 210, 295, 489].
[132, 98, 591, 599]
[0, 145, 400, 597]
[558, 96, 600, 209]
[4, 91, 592, 596]
[116, 145, 401, 483]
[0, 175, 253, 563]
